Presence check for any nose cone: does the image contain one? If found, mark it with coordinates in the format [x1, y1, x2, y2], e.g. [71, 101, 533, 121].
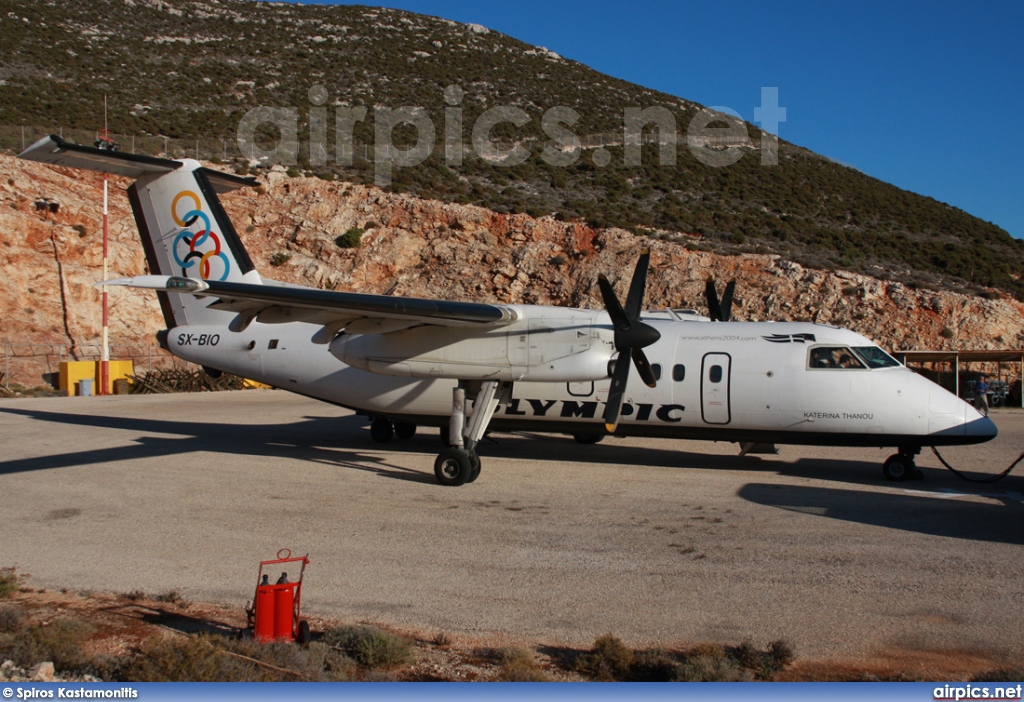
[929, 413, 998, 444]
[964, 415, 998, 441]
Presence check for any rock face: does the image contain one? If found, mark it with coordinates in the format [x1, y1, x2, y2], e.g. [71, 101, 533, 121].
[2, 154, 1022, 386]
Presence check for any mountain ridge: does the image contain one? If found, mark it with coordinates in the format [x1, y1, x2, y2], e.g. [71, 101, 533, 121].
[3, 151, 1024, 388]
[1, 0, 1022, 300]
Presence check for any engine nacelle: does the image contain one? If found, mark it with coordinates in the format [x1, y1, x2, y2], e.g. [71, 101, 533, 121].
[330, 315, 614, 382]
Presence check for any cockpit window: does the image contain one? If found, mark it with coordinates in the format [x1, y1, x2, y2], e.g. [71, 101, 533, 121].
[852, 346, 901, 368]
[809, 346, 866, 369]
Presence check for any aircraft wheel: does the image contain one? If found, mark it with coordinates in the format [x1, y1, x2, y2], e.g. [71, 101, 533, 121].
[882, 454, 912, 482]
[370, 418, 394, 443]
[466, 452, 482, 483]
[434, 448, 472, 487]
[573, 432, 604, 445]
[394, 422, 417, 440]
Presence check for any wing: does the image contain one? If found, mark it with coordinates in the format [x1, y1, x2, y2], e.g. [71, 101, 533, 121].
[102, 276, 520, 342]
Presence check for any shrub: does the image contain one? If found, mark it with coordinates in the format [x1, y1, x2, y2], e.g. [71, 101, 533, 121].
[335, 228, 363, 249]
[321, 626, 413, 668]
[731, 638, 795, 680]
[270, 252, 292, 266]
[72, 224, 87, 237]
[125, 634, 356, 682]
[491, 646, 550, 682]
[940, 327, 955, 339]
[0, 567, 20, 598]
[629, 647, 678, 681]
[0, 604, 26, 633]
[154, 590, 188, 606]
[0, 615, 95, 674]
[127, 634, 244, 682]
[573, 634, 634, 681]
[673, 653, 751, 682]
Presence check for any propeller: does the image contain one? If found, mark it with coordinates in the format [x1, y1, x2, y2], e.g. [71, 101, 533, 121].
[704, 279, 736, 322]
[597, 249, 661, 433]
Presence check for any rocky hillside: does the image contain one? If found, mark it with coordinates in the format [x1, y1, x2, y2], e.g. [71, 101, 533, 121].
[1, 0, 1022, 299]
[2, 152, 1023, 386]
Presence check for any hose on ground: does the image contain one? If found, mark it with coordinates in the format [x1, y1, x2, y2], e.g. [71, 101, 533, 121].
[930, 446, 1024, 483]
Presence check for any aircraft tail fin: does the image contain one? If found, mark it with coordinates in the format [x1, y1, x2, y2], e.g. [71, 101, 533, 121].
[19, 135, 261, 328]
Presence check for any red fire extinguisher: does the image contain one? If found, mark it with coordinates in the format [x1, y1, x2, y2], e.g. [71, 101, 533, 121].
[245, 549, 311, 643]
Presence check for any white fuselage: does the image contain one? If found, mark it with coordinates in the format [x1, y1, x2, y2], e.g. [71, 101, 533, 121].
[166, 311, 993, 449]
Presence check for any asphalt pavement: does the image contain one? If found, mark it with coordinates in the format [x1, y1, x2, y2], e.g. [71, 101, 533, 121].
[1, 391, 1022, 665]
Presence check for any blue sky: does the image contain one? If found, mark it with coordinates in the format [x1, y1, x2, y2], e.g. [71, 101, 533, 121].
[306, 0, 1023, 238]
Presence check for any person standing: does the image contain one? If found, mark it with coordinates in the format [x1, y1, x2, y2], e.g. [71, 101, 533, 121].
[975, 376, 990, 416]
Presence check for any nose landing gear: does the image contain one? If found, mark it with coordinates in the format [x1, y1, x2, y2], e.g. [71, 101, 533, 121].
[882, 446, 924, 482]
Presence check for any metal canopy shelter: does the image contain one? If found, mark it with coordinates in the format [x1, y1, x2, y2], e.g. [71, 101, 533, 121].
[895, 349, 1024, 407]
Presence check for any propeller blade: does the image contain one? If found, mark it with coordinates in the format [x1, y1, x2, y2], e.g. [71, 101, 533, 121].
[603, 351, 632, 432]
[597, 274, 630, 331]
[705, 279, 722, 321]
[624, 248, 651, 319]
[720, 280, 736, 322]
[597, 251, 661, 432]
[632, 347, 658, 388]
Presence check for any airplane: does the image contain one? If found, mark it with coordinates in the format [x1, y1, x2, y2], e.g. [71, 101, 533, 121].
[18, 135, 997, 486]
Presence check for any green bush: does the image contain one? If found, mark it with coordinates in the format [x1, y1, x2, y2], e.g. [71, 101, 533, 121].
[0, 604, 26, 633]
[321, 625, 413, 669]
[0, 615, 95, 674]
[490, 646, 551, 682]
[270, 252, 292, 267]
[0, 567, 20, 598]
[731, 638, 795, 680]
[573, 634, 634, 681]
[127, 635, 245, 682]
[335, 228, 363, 249]
[673, 653, 751, 682]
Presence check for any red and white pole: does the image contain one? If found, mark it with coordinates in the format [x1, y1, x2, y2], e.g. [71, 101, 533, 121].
[100, 97, 110, 395]
[101, 171, 109, 396]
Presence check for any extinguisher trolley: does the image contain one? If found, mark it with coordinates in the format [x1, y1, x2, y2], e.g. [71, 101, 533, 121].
[246, 549, 311, 643]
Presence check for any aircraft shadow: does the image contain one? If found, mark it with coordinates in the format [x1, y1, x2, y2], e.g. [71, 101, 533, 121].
[5, 406, 1019, 497]
[0, 407, 436, 485]
[379, 427, 888, 479]
[739, 482, 1024, 545]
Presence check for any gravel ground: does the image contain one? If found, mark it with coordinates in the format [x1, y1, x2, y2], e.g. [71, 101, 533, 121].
[1, 391, 1022, 669]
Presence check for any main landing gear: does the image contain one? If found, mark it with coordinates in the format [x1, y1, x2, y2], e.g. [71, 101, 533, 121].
[369, 417, 417, 443]
[434, 380, 510, 487]
[882, 446, 924, 482]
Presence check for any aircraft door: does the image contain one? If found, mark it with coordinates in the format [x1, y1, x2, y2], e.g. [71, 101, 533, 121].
[701, 353, 732, 424]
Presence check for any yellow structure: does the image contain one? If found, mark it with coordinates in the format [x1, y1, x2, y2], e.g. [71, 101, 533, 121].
[59, 360, 135, 396]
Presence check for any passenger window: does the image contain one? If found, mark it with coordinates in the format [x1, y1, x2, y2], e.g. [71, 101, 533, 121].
[672, 364, 685, 382]
[709, 365, 723, 383]
[651, 364, 662, 381]
[268, 339, 279, 350]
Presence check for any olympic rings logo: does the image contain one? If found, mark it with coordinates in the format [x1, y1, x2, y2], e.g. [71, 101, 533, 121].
[171, 190, 231, 281]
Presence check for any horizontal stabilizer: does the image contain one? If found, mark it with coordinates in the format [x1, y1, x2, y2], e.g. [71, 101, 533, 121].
[98, 275, 210, 293]
[19, 135, 258, 192]
[19, 135, 181, 178]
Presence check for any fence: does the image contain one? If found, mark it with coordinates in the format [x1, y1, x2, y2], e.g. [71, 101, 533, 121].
[2, 342, 195, 390]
